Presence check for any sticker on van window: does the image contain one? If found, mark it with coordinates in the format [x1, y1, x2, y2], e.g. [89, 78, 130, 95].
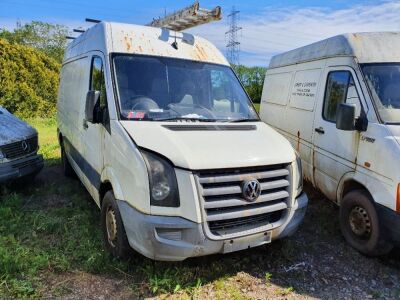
[127, 111, 145, 119]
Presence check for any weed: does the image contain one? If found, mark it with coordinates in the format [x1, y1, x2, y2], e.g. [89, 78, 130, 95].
[265, 272, 272, 286]
[281, 286, 294, 296]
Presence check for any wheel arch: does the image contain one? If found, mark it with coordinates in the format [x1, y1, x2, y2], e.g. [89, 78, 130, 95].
[337, 172, 372, 205]
[100, 167, 125, 205]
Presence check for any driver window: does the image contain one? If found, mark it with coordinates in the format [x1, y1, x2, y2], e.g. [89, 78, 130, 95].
[346, 77, 361, 118]
[90, 56, 107, 109]
[323, 71, 361, 122]
[90, 56, 109, 125]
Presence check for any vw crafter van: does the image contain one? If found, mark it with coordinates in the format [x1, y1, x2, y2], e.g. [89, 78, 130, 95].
[260, 32, 400, 256]
[57, 22, 308, 261]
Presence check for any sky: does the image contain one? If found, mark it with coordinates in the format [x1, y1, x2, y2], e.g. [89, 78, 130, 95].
[1, 0, 400, 66]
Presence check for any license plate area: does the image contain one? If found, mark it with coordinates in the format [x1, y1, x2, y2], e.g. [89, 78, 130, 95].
[222, 231, 272, 253]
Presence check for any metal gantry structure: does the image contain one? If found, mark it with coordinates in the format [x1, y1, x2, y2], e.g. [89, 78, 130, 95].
[225, 6, 242, 66]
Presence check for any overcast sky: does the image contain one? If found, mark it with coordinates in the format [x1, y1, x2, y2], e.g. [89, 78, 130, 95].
[1, 0, 400, 66]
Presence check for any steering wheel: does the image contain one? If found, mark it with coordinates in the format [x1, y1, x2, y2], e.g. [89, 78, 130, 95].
[130, 96, 159, 111]
[193, 103, 217, 118]
[168, 103, 217, 118]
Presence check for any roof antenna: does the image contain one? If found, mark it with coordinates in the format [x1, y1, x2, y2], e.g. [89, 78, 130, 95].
[85, 18, 101, 23]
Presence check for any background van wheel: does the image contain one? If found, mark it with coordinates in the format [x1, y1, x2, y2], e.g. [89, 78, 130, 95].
[101, 191, 131, 258]
[61, 143, 75, 178]
[340, 190, 393, 256]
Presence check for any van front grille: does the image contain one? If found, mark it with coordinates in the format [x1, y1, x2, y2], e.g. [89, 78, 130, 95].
[196, 164, 291, 239]
[1, 136, 38, 159]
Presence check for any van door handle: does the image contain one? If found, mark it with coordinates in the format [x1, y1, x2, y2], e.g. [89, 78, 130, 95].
[315, 127, 325, 134]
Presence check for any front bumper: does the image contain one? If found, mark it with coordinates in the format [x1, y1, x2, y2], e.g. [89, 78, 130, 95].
[118, 192, 308, 261]
[376, 203, 400, 245]
[0, 154, 44, 184]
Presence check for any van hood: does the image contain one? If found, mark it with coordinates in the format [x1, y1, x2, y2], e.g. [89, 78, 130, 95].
[121, 121, 295, 170]
[0, 106, 37, 145]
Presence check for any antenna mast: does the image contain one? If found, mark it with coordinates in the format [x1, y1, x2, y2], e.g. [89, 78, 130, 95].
[225, 6, 242, 66]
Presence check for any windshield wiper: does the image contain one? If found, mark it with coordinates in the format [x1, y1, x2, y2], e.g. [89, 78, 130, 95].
[157, 117, 218, 122]
[227, 118, 260, 123]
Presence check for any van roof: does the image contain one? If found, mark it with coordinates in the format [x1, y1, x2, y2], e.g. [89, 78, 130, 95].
[269, 32, 400, 69]
[64, 21, 229, 65]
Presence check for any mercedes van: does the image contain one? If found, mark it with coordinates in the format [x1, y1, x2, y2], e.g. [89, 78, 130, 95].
[57, 22, 307, 261]
[0, 106, 43, 183]
[260, 32, 400, 256]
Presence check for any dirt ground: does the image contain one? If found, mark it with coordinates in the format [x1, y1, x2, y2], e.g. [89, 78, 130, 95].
[9, 166, 400, 299]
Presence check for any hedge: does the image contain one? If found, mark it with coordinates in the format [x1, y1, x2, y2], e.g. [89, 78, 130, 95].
[0, 38, 60, 118]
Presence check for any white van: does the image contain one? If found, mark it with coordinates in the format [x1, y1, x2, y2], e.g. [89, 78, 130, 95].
[260, 32, 400, 256]
[57, 22, 307, 261]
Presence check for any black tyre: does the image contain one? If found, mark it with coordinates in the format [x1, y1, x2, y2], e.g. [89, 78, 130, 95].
[340, 189, 393, 256]
[101, 190, 131, 258]
[61, 142, 75, 178]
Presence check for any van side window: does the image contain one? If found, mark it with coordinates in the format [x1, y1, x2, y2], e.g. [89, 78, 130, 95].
[323, 71, 361, 122]
[90, 56, 109, 127]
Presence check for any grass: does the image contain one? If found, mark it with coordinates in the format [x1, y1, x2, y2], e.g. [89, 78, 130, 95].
[0, 118, 227, 298]
[253, 103, 260, 112]
[26, 118, 60, 166]
[0, 117, 300, 299]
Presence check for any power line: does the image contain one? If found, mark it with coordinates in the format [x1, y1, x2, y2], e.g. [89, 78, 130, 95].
[225, 6, 242, 66]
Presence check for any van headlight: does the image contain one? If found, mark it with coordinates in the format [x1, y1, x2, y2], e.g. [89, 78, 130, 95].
[295, 152, 303, 197]
[141, 150, 180, 207]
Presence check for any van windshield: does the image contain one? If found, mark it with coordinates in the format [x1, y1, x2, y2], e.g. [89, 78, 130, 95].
[362, 63, 400, 124]
[113, 55, 258, 122]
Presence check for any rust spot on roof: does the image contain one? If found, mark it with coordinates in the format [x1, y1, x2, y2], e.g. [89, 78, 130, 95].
[124, 36, 132, 51]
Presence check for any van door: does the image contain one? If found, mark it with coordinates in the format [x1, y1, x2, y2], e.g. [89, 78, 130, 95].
[81, 54, 110, 204]
[312, 67, 363, 200]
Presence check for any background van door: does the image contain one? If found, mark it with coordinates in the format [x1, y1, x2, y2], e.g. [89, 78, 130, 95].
[312, 67, 363, 200]
[81, 54, 110, 203]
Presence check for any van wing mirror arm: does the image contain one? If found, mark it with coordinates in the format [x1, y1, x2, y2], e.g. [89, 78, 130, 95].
[355, 110, 368, 132]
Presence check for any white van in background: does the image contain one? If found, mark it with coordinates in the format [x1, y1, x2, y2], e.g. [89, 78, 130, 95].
[260, 32, 400, 256]
[57, 21, 308, 261]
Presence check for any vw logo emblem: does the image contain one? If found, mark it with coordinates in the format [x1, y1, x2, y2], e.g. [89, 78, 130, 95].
[21, 140, 29, 152]
[242, 179, 261, 202]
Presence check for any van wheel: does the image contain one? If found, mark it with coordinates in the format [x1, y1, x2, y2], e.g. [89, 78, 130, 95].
[61, 143, 75, 177]
[101, 191, 131, 258]
[339, 190, 393, 256]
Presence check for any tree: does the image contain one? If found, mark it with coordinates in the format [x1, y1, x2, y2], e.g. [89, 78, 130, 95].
[233, 65, 266, 103]
[0, 21, 68, 63]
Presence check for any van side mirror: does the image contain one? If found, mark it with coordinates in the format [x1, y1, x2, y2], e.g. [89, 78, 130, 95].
[336, 103, 356, 131]
[85, 90, 100, 123]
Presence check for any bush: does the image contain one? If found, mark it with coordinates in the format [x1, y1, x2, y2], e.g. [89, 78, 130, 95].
[0, 38, 60, 118]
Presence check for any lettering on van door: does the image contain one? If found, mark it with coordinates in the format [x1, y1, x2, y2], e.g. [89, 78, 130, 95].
[292, 82, 317, 98]
[289, 69, 321, 112]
